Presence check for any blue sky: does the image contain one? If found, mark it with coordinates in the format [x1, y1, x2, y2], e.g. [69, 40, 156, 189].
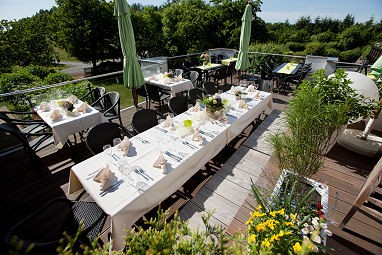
[0, 0, 381, 23]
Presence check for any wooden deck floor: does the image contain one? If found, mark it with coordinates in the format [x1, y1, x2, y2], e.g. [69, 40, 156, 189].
[1, 83, 381, 254]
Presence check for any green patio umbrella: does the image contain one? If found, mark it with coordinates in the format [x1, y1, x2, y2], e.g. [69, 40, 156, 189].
[114, 0, 145, 107]
[235, 3, 253, 72]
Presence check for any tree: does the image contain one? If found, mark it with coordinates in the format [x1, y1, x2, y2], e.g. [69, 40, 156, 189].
[0, 12, 55, 73]
[131, 5, 167, 58]
[53, 0, 119, 69]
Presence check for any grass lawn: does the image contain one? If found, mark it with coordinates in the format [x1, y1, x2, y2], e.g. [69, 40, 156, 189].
[97, 81, 144, 109]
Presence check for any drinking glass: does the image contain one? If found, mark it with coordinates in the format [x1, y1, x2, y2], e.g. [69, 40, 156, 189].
[113, 138, 121, 147]
[102, 144, 112, 162]
[254, 83, 259, 90]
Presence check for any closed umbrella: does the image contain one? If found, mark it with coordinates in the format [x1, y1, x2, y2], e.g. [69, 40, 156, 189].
[114, 0, 145, 107]
[235, 3, 253, 72]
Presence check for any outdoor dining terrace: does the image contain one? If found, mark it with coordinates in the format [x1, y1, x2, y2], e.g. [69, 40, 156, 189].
[0, 50, 381, 254]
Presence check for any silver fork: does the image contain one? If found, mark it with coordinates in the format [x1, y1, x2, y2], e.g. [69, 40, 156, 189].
[134, 168, 149, 181]
[136, 136, 150, 144]
[182, 140, 197, 149]
[137, 167, 153, 180]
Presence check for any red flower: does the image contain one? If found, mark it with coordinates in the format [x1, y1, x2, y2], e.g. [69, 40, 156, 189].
[315, 203, 323, 210]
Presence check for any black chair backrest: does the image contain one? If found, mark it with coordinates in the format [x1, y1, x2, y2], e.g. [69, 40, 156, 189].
[0, 122, 29, 151]
[132, 109, 161, 133]
[203, 82, 219, 95]
[146, 85, 162, 102]
[188, 88, 204, 105]
[85, 122, 130, 155]
[168, 96, 189, 115]
[103, 91, 120, 116]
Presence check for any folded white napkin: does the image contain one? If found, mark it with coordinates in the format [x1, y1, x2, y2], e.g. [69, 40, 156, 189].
[67, 95, 77, 104]
[93, 165, 118, 191]
[163, 78, 172, 84]
[39, 101, 50, 111]
[239, 99, 248, 109]
[192, 127, 200, 141]
[77, 102, 89, 113]
[191, 102, 201, 112]
[153, 152, 167, 173]
[254, 91, 261, 100]
[248, 85, 256, 92]
[163, 115, 173, 128]
[50, 109, 61, 121]
[218, 112, 227, 122]
[175, 74, 182, 81]
[118, 136, 130, 156]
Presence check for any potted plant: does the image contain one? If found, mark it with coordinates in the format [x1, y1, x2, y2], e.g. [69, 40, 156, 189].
[269, 69, 377, 178]
[198, 94, 228, 119]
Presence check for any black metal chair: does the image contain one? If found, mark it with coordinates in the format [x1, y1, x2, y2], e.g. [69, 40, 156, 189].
[85, 122, 133, 155]
[188, 88, 205, 105]
[203, 81, 219, 95]
[80, 87, 106, 111]
[183, 71, 200, 88]
[131, 109, 165, 134]
[136, 85, 149, 109]
[168, 96, 189, 116]
[3, 196, 107, 255]
[91, 91, 123, 126]
[0, 114, 53, 160]
[145, 84, 170, 112]
[210, 66, 228, 85]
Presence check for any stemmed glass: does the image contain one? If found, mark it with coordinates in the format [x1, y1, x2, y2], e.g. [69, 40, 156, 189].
[113, 138, 122, 150]
[102, 144, 112, 163]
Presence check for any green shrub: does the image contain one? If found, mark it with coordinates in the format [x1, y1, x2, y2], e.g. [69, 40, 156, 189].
[25, 65, 55, 79]
[324, 48, 340, 58]
[304, 42, 326, 56]
[0, 70, 42, 94]
[339, 48, 362, 62]
[286, 42, 305, 52]
[248, 43, 289, 73]
[43, 72, 73, 85]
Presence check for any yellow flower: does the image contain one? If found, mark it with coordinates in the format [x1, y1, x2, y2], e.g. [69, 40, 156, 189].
[270, 234, 279, 242]
[278, 208, 285, 215]
[247, 234, 256, 243]
[269, 211, 276, 217]
[256, 204, 262, 211]
[285, 231, 293, 235]
[293, 242, 302, 254]
[279, 230, 285, 237]
[290, 213, 297, 222]
[261, 238, 271, 247]
[256, 223, 266, 232]
[245, 219, 251, 226]
[284, 221, 294, 227]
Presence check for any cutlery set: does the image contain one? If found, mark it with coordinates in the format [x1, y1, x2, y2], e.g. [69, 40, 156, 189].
[165, 150, 183, 162]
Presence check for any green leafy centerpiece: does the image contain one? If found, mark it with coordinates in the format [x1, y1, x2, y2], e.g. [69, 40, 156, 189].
[200, 52, 211, 66]
[56, 99, 74, 112]
[199, 95, 228, 120]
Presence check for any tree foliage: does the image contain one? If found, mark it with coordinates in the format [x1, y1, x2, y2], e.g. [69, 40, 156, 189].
[52, 0, 119, 68]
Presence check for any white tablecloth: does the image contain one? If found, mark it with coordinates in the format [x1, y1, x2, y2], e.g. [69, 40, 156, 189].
[35, 99, 107, 148]
[145, 76, 193, 97]
[68, 88, 272, 250]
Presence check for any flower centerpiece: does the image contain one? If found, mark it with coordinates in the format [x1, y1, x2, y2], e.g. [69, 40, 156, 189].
[200, 52, 211, 66]
[163, 71, 174, 79]
[233, 90, 247, 100]
[198, 95, 228, 119]
[56, 99, 74, 112]
[247, 178, 332, 255]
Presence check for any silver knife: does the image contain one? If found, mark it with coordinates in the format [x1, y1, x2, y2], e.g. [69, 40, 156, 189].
[200, 130, 214, 138]
[165, 151, 182, 162]
[99, 179, 124, 197]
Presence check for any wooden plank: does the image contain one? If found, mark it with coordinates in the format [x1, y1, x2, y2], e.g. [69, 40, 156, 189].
[204, 174, 250, 207]
[188, 187, 240, 226]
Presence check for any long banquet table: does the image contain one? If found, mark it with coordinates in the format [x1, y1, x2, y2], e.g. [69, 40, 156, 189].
[68, 87, 273, 250]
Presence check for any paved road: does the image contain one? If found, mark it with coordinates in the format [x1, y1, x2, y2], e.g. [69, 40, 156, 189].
[59, 61, 92, 76]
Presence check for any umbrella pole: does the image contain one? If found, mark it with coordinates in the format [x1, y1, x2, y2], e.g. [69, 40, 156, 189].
[132, 88, 138, 108]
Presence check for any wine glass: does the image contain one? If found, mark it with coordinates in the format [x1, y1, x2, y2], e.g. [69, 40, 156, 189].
[102, 144, 112, 163]
[254, 83, 259, 90]
[113, 137, 122, 149]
